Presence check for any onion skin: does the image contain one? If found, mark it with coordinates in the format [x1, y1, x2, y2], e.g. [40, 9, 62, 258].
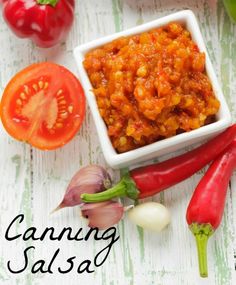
[81, 201, 124, 230]
[53, 165, 111, 212]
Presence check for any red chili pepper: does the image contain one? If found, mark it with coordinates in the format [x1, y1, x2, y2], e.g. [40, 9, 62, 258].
[186, 139, 236, 278]
[81, 124, 236, 203]
[1, 0, 75, 48]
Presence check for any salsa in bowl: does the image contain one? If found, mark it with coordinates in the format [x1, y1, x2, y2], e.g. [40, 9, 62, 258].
[74, 10, 231, 168]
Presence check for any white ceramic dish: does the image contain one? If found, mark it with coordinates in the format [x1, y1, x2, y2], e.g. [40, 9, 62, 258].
[74, 10, 231, 169]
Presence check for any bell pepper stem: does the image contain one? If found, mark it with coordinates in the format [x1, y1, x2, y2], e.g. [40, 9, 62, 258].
[81, 174, 139, 203]
[189, 223, 214, 278]
[37, 0, 59, 7]
[223, 0, 236, 23]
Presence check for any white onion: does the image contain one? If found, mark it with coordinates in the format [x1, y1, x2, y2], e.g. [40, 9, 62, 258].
[127, 202, 171, 232]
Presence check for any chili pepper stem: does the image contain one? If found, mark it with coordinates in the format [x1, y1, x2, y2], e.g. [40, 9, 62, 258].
[81, 174, 140, 203]
[189, 223, 214, 278]
[81, 180, 127, 203]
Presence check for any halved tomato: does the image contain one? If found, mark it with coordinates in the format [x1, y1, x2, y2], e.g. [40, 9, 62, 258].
[0, 62, 86, 150]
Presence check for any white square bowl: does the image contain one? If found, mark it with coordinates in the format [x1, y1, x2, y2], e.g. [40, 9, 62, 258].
[74, 10, 231, 169]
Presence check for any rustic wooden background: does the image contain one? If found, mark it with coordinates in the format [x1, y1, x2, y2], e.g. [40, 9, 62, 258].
[0, 0, 236, 284]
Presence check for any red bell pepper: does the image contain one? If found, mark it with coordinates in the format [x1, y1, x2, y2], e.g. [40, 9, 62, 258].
[1, 0, 75, 48]
[186, 139, 236, 278]
[81, 124, 236, 202]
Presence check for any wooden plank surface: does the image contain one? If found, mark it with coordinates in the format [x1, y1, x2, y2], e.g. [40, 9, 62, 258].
[0, 1, 236, 284]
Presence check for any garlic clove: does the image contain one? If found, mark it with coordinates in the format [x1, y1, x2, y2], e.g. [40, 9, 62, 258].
[81, 201, 124, 230]
[52, 165, 112, 213]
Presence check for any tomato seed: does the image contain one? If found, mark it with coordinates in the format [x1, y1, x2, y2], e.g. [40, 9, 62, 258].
[16, 99, 22, 106]
[38, 81, 44, 89]
[60, 112, 68, 119]
[57, 89, 63, 96]
[68, 106, 73, 113]
[33, 84, 38, 92]
[24, 85, 30, 94]
[20, 92, 26, 100]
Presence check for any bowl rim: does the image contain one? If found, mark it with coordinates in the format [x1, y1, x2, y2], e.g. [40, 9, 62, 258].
[74, 9, 231, 168]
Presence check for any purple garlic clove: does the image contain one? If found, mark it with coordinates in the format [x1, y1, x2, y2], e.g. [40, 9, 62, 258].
[81, 201, 124, 230]
[52, 165, 112, 213]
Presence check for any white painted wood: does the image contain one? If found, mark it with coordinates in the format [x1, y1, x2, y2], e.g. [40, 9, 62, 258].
[0, 1, 236, 284]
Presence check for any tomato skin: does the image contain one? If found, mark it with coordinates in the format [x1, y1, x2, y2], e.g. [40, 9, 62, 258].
[0, 62, 86, 150]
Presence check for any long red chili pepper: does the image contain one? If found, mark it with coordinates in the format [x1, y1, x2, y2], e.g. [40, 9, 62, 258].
[1, 0, 75, 48]
[186, 139, 236, 278]
[81, 124, 236, 203]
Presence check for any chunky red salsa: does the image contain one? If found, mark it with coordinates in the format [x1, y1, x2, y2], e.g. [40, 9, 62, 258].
[84, 22, 220, 153]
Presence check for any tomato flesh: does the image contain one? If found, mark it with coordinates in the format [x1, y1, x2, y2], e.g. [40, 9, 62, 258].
[0, 63, 86, 150]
